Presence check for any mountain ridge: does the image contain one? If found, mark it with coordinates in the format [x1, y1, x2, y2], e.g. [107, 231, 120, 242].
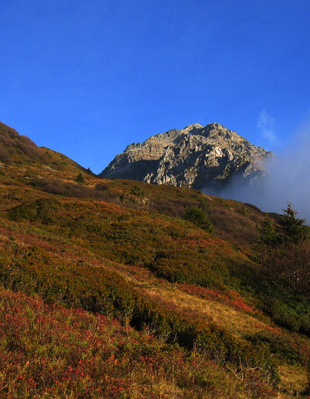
[100, 122, 272, 191]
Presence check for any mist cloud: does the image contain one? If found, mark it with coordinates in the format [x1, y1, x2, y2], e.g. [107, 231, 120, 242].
[207, 125, 310, 223]
[258, 110, 276, 142]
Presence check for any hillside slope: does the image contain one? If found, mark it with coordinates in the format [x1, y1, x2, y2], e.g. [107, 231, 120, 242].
[0, 121, 91, 176]
[0, 122, 309, 398]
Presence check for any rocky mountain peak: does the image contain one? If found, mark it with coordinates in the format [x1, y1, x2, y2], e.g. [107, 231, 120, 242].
[100, 123, 272, 192]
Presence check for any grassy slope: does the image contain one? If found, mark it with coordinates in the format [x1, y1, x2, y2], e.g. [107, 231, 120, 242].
[1, 286, 254, 399]
[0, 123, 309, 397]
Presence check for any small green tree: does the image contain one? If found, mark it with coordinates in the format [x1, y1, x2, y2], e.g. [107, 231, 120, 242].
[257, 203, 310, 297]
[183, 207, 214, 234]
[278, 202, 309, 245]
[258, 204, 309, 248]
[258, 215, 279, 247]
[75, 173, 85, 184]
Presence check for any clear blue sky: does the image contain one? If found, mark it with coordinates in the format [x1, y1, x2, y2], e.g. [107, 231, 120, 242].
[1, 0, 310, 173]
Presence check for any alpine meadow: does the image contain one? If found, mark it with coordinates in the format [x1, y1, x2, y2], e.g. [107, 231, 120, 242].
[0, 120, 310, 398]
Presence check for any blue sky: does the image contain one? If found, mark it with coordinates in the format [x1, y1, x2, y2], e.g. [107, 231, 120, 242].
[1, 0, 310, 173]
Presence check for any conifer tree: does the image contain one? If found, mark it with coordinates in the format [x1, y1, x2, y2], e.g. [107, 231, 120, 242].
[258, 215, 279, 247]
[258, 203, 310, 297]
[279, 202, 309, 245]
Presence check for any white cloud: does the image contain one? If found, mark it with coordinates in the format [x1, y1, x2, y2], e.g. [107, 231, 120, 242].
[257, 110, 276, 142]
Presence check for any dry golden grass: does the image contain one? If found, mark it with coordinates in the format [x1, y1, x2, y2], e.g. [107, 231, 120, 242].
[0, 209, 307, 397]
[278, 364, 307, 396]
[105, 263, 309, 397]
[115, 264, 271, 340]
[127, 379, 184, 399]
[1, 121, 308, 398]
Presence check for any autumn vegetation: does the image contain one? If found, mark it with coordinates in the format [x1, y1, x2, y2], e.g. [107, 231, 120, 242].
[0, 121, 310, 398]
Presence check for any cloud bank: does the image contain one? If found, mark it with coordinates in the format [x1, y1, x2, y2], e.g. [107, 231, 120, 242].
[210, 125, 310, 223]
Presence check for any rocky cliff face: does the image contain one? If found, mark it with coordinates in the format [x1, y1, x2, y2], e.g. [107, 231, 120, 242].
[99, 123, 272, 192]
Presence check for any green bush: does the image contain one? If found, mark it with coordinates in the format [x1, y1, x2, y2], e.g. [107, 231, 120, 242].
[130, 185, 144, 196]
[75, 173, 85, 183]
[183, 206, 214, 234]
[246, 331, 304, 365]
[8, 198, 61, 224]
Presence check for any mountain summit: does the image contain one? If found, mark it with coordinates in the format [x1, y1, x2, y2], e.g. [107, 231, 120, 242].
[100, 123, 272, 191]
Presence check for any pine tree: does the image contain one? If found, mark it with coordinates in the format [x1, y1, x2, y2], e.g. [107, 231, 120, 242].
[258, 215, 279, 247]
[279, 202, 309, 245]
[257, 203, 310, 297]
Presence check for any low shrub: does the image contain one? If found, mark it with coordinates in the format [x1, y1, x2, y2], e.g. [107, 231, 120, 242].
[75, 173, 85, 183]
[0, 286, 277, 398]
[130, 185, 144, 196]
[0, 241, 279, 385]
[183, 206, 214, 234]
[29, 178, 116, 201]
[245, 330, 305, 365]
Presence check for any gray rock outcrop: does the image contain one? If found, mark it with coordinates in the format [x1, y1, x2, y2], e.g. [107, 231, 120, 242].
[99, 123, 272, 192]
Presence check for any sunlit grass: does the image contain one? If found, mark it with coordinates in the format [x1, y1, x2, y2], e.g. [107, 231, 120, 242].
[278, 364, 307, 396]
[0, 152, 309, 397]
[1, 286, 274, 398]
